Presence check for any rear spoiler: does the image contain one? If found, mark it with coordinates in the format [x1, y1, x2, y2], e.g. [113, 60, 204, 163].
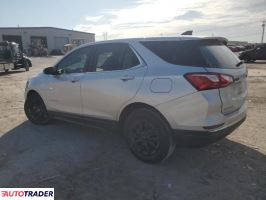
[202, 37, 228, 45]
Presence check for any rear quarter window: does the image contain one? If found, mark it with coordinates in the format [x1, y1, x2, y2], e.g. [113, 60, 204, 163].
[200, 45, 241, 68]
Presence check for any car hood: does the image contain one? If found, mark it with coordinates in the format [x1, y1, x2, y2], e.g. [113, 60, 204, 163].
[240, 49, 254, 55]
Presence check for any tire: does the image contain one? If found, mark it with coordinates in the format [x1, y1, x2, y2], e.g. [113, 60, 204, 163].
[243, 55, 251, 63]
[24, 93, 50, 125]
[25, 61, 29, 71]
[4, 69, 9, 73]
[123, 108, 175, 163]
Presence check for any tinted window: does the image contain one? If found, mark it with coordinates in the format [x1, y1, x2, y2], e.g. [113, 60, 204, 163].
[122, 47, 140, 69]
[141, 41, 206, 67]
[92, 44, 140, 72]
[57, 47, 92, 73]
[200, 45, 241, 68]
[141, 40, 241, 68]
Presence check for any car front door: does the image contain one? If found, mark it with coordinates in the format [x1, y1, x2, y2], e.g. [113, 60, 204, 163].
[81, 43, 147, 120]
[46, 46, 92, 114]
[253, 46, 265, 60]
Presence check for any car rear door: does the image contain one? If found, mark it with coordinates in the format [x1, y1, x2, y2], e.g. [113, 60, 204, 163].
[200, 44, 248, 114]
[81, 43, 147, 120]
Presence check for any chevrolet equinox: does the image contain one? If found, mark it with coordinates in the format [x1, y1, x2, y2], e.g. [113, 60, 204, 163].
[24, 36, 247, 163]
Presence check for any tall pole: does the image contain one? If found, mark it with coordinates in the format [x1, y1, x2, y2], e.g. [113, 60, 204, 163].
[262, 20, 265, 43]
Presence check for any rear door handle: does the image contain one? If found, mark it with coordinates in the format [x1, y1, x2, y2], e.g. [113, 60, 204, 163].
[71, 78, 80, 83]
[120, 75, 135, 81]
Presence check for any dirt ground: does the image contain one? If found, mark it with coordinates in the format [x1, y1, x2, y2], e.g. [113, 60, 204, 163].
[0, 57, 265, 200]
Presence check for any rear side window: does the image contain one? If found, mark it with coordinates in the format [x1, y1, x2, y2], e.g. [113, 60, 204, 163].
[141, 40, 241, 68]
[141, 41, 206, 67]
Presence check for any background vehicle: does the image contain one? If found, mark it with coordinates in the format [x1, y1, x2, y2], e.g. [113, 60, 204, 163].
[64, 43, 77, 53]
[228, 45, 239, 52]
[0, 41, 32, 72]
[239, 44, 266, 62]
[24, 37, 247, 163]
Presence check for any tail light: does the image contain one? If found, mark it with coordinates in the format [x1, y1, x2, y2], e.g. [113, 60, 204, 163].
[184, 73, 233, 91]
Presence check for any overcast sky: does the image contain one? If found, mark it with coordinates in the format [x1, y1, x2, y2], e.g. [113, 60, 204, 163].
[0, 0, 265, 42]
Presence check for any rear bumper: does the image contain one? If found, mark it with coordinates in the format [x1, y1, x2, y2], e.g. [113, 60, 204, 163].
[173, 115, 246, 147]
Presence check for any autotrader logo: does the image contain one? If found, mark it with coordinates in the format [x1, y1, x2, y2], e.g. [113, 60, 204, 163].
[0, 188, 54, 199]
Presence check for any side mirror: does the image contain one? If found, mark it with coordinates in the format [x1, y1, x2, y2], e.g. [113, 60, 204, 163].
[43, 67, 63, 75]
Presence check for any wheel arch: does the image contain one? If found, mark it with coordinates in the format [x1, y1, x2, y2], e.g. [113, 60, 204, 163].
[26, 59, 32, 67]
[118, 102, 171, 128]
[26, 90, 39, 98]
[25, 90, 44, 102]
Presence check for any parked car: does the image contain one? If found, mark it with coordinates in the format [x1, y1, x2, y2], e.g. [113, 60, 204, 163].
[228, 45, 238, 52]
[24, 37, 247, 163]
[239, 44, 266, 62]
[50, 49, 64, 56]
[0, 41, 32, 72]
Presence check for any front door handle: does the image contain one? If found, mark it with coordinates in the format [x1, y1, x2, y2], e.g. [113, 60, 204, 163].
[120, 75, 135, 81]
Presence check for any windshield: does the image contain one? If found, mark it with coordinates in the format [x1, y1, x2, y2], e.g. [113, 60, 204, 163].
[11, 44, 20, 54]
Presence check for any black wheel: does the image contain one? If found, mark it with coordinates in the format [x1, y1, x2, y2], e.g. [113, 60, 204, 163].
[24, 93, 50, 125]
[25, 60, 30, 71]
[123, 108, 175, 163]
[243, 55, 251, 63]
[4, 69, 9, 73]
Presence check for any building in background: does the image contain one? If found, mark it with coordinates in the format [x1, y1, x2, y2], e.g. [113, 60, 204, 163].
[0, 27, 95, 55]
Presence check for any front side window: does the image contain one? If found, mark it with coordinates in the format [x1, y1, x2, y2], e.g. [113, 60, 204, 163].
[57, 47, 91, 74]
[92, 43, 140, 72]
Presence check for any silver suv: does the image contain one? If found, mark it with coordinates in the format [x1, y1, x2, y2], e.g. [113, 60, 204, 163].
[24, 37, 247, 163]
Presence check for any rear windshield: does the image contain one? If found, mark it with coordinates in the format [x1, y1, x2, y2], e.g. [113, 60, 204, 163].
[140, 40, 241, 68]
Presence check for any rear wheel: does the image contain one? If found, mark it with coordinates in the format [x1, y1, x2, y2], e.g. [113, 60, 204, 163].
[24, 92, 50, 125]
[123, 108, 175, 163]
[4, 69, 9, 73]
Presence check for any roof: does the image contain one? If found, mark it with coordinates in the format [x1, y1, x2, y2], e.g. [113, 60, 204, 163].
[71, 36, 228, 52]
[0, 27, 94, 35]
[82, 36, 228, 45]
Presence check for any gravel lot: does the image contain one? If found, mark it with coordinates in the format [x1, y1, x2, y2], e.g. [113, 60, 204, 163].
[0, 57, 266, 200]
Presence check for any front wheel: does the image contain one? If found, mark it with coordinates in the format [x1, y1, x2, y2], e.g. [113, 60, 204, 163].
[24, 61, 30, 71]
[243, 55, 252, 63]
[123, 108, 175, 163]
[24, 93, 50, 125]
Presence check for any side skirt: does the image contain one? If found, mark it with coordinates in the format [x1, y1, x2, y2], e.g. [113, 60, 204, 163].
[48, 111, 119, 130]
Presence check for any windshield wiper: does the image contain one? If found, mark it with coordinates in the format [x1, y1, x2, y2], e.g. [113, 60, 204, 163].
[236, 61, 243, 67]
